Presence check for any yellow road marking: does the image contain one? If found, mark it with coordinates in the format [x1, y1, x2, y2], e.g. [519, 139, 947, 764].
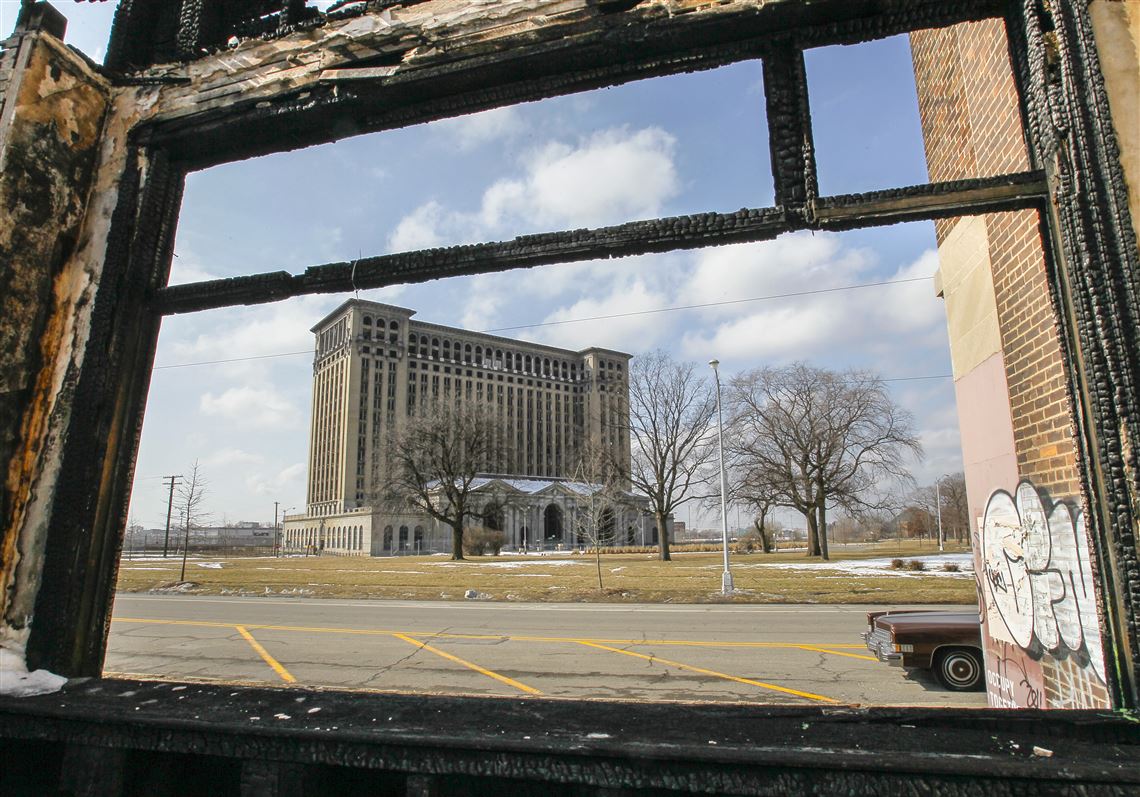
[573, 640, 837, 703]
[390, 632, 541, 695]
[112, 618, 863, 649]
[794, 644, 878, 662]
[235, 625, 296, 683]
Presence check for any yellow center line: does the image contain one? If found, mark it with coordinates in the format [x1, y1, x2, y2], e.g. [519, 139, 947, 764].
[574, 640, 838, 704]
[390, 632, 541, 695]
[112, 618, 862, 648]
[235, 625, 296, 683]
[794, 644, 879, 662]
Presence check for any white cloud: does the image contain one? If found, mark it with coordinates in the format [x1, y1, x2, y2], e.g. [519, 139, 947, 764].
[528, 280, 672, 352]
[199, 386, 301, 429]
[388, 201, 450, 252]
[681, 233, 871, 311]
[387, 126, 680, 252]
[245, 462, 307, 497]
[679, 243, 943, 365]
[494, 127, 679, 229]
[429, 106, 526, 151]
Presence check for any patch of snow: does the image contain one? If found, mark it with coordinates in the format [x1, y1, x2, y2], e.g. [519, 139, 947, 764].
[0, 643, 66, 697]
[195, 562, 223, 569]
[121, 567, 175, 571]
[749, 553, 974, 578]
[586, 732, 611, 739]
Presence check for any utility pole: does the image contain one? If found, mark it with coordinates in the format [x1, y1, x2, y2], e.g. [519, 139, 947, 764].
[936, 478, 944, 553]
[161, 474, 182, 558]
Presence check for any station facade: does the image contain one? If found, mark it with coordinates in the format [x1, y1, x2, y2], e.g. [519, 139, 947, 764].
[282, 300, 639, 555]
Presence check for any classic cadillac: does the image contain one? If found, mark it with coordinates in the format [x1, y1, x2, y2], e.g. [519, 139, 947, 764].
[862, 609, 985, 691]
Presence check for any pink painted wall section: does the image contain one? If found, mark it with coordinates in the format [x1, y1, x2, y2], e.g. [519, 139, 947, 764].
[953, 352, 1019, 530]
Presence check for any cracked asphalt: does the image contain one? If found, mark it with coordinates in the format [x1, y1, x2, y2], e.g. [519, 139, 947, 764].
[106, 594, 987, 707]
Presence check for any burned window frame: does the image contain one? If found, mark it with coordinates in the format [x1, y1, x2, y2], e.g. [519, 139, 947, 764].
[5, 0, 1139, 791]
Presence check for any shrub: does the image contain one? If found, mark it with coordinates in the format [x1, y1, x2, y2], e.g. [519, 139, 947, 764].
[463, 528, 506, 556]
[890, 558, 906, 570]
[905, 559, 927, 572]
[942, 562, 961, 572]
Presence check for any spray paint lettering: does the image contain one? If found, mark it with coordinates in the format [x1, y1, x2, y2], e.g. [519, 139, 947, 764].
[980, 481, 1106, 684]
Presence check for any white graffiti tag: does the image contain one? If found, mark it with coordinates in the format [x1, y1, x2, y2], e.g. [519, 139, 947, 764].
[981, 482, 1106, 683]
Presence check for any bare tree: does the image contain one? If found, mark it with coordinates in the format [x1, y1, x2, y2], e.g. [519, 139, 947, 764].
[911, 472, 969, 544]
[626, 351, 718, 561]
[939, 472, 969, 542]
[175, 460, 209, 581]
[727, 364, 922, 560]
[569, 442, 630, 590]
[383, 398, 504, 561]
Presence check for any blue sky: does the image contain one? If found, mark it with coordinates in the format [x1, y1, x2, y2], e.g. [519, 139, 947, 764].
[5, 3, 962, 530]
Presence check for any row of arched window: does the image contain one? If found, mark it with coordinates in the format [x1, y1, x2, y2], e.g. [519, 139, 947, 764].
[361, 315, 400, 344]
[286, 525, 365, 552]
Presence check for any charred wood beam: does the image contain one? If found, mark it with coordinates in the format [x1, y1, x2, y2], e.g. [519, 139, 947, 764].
[813, 170, 1047, 229]
[137, 0, 1005, 171]
[1, 680, 1138, 793]
[763, 42, 817, 221]
[156, 173, 1046, 316]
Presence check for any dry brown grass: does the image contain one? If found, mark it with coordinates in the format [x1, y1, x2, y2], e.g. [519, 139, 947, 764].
[116, 541, 976, 605]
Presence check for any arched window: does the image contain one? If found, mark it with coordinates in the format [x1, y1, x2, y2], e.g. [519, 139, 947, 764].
[543, 504, 563, 544]
[483, 503, 504, 531]
[399, 525, 409, 551]
[389, 320, 398, 343]
[414, 526, 425, 553]
[431, 338, 440, 359]
[408, 333, 418, 354]
[474, 346, 482, 365]
[524, 355, 532, 374]
[443, 340, 452, 361]
[383, 526, 393, 552]
[362, 315, 372, 326]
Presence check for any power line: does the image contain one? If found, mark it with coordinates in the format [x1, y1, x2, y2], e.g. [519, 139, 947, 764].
[481, 275, 933, 333]
[149, 274, 936, 371]
[152, 350, 313, 370]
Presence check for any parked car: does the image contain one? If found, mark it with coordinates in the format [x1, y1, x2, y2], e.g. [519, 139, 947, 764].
[861, 609, 985, 691]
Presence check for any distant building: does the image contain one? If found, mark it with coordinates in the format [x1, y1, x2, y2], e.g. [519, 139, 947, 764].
[283, 300, 642, 555]
[124, 523, 275, 553]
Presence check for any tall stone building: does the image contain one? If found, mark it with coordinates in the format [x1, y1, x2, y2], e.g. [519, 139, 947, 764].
[283, 300, 645, 555]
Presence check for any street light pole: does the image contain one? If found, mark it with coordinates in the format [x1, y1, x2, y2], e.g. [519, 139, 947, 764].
[935, 477, 944, 553]
[709, 359, 734, 594]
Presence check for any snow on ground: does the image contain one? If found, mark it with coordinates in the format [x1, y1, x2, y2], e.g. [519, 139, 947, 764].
[0, 644, 67, 697]
[195, 562, 223, 569]
[742, 553, 974, 578]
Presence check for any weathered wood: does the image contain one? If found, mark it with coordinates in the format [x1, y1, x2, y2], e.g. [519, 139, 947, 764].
[0, 679, 1137, 795]
[154, 173, 1046, 316]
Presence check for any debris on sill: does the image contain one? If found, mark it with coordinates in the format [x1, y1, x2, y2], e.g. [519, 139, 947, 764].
[0, 643, 67, 698]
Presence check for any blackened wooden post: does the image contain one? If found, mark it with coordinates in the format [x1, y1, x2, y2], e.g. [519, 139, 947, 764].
[762, 42, 818, 225]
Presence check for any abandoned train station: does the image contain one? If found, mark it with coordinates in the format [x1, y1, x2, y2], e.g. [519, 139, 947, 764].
[1, 0, 1138, 794]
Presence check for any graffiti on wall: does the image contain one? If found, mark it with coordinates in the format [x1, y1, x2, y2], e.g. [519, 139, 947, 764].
[978, 480, 1109, 708]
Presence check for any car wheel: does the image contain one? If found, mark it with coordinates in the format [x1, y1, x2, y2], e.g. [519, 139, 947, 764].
[933, 648, 984, 691]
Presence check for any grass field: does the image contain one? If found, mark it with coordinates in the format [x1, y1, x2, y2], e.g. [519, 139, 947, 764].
[116, 541, 978, 605]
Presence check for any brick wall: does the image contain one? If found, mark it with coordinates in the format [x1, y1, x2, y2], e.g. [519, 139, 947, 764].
[911, 19, 1081, 502]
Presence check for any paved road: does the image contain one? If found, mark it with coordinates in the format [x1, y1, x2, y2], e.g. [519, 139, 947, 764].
[108, 594, 987, 707]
